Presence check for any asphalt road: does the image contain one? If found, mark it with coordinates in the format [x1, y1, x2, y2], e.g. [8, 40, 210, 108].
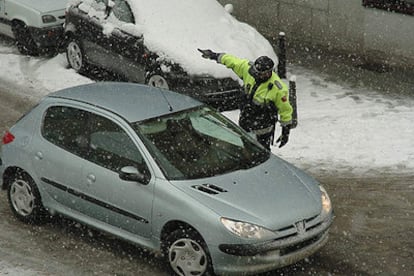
[0, 84, 413, 275]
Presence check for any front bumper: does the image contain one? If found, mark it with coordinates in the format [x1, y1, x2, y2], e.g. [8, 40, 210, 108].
[212, 231, 329, 275]
[211, 213, 334, 275]
[29, 24, 64, 48]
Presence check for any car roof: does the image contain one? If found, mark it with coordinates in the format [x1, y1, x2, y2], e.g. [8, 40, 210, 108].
[47, 82, 203, 122]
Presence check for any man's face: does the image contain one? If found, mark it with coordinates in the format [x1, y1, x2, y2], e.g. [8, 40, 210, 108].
[255, 70, 272, 82]
[249, 66, 272, 82]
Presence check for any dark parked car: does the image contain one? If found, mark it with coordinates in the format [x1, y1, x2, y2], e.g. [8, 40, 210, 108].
[63, 0, 279, 109]
[1, 82, 333, 276]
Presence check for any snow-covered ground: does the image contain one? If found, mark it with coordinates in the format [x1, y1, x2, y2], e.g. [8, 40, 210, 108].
[1, 45, 412, 176]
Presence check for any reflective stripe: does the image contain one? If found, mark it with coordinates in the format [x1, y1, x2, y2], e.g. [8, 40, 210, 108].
[253, 126, 274, 135]
[280, 120, 292, 127]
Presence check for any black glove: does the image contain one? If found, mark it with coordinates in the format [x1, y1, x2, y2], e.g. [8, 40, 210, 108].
[276, 125, 290, 148]
[198, 48, 219, 61]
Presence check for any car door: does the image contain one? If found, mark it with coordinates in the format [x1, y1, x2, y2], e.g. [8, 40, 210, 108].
[105, 0, 146, 82]
[72, 0, 116, 69]
[33, 105, 90, 212]
[78, 111, 154, 237]
[74, 0, 146, 82]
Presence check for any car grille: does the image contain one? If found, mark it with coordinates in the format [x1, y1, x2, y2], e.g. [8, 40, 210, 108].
[273, 215, 321, 240]
[219, 213, 333, 256]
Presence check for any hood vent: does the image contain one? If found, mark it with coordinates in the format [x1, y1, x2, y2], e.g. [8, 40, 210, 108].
[192, 184, 228, 195]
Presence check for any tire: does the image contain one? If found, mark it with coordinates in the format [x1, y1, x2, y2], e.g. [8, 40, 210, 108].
[7, 172, 46, 224]
[66, 37, 87, 73]
[12, 23, 39, 56]
[146, 72, 170, 90]
[164, 228, 214, 276]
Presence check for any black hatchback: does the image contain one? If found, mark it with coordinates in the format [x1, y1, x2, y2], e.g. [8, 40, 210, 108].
[63, 0, 279, 110]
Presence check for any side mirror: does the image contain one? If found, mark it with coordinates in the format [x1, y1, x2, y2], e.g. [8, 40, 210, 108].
[224, 4, 234, 14]
[119, 166, 149, 185]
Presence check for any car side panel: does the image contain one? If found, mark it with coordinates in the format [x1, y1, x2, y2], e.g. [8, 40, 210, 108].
[108, 28, 146, 82]
[68, 8, 127, 75]
[67, 7, 146, 82]
[29, 121, 87, 214]
[79, 160, 154, 237]
[0, 0, 14, 38]
[3, 1, 41, 27]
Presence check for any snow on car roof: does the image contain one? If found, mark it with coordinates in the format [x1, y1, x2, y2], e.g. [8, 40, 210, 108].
[70, 0, 278, 80]
[48, 82, 203, 122]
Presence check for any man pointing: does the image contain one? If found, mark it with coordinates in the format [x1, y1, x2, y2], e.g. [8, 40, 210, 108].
[199, 49, 293, 149]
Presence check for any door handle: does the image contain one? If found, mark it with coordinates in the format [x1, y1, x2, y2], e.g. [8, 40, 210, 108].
[35, 151, 43, 160]
[87, 173, 96, 185]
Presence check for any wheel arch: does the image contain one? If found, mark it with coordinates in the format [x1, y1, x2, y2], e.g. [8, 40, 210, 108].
[11, 19, 28, 29]
[62, 29, 76, 50]
[2, 166, 30, 190]
[160, 220, 206, 249]
[64, 22, 78, 37]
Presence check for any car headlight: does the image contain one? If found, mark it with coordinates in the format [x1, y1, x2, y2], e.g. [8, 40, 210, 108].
[42, 15, 57, 23]
[319, 185, 332, 216]
[220, 218, 274, 239]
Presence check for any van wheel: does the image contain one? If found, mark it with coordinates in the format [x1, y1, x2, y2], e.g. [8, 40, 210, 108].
[66, 38, 87, 72]
[164, 228, 213, 276]
[7, 172, 46, 224]
[146, 72, 170, 90]
[12, 23, 39, 56]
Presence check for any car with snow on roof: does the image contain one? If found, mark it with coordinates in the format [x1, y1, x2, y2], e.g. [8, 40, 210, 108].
[63, 0, 280, 109]
[0, 82, 333, 276]
[0, 0, 66, 55]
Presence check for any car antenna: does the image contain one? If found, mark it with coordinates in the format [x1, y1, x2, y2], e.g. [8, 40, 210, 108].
[159, 88, 173, 112]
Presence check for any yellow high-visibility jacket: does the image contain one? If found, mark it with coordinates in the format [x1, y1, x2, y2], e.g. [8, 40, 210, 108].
[219, 54, 293, 127]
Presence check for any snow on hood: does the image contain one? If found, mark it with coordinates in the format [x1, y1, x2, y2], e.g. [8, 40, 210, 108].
[129, 0, 278, 79]
[73, 0, 278, 80]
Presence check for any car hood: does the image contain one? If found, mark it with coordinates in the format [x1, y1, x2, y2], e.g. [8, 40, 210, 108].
[128, 0, 278, 81]
[16, 0, 67, 13]
[171, 155, 323, 230]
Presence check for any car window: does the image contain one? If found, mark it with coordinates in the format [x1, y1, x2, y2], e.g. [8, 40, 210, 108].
[42, 106, 149, 176]
[134, 106, 269, 180]
[42, 106, 89, 156]
[87, 113, 147, 173]
[112, 0, 134, 23]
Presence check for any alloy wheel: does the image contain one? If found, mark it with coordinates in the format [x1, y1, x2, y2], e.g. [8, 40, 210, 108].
[67, 41, 84, 71]
[168, 238, 208, 276]
[10, 179, 35, 217]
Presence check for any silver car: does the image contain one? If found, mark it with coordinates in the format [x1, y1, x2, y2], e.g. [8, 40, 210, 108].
[0, 82, 333, 276]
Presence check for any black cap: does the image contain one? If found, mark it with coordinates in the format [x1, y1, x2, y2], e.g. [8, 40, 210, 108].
[249, 56, 274, 81]
[253, 56, 274, 72]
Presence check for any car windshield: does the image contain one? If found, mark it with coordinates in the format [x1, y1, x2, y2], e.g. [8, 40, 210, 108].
[132, 106, 269, 180]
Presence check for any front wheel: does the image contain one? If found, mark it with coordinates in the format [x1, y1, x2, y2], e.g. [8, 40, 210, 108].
[66, 38, 87, 72]
[164, 228, 213, 276]
[7, 172, 46, 224]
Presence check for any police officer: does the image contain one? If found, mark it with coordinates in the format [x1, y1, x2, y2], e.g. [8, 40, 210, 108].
[198, 49, 293, 149]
